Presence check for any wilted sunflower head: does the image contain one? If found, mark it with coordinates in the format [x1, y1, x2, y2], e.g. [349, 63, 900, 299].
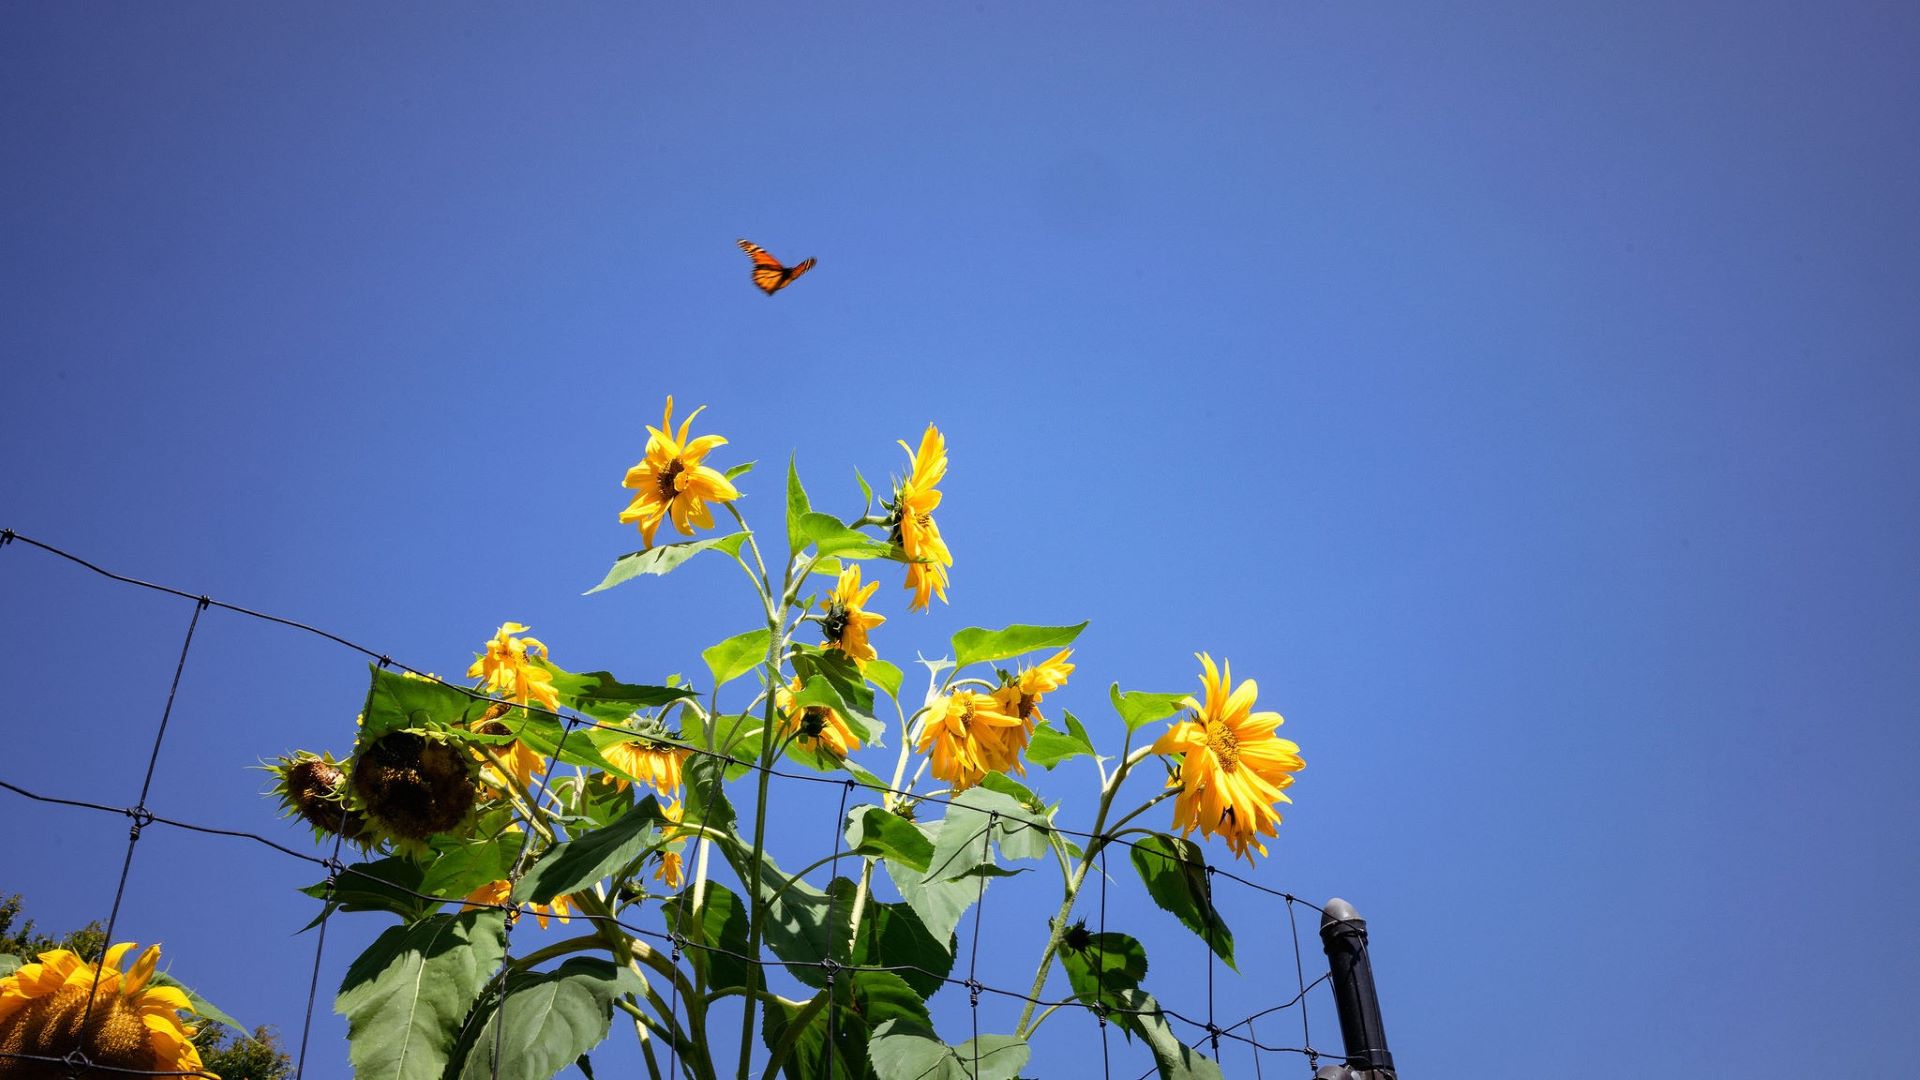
[0, 943, 207, 1079]
[266, 751, 374, 847]
[351, 731, 479, 846]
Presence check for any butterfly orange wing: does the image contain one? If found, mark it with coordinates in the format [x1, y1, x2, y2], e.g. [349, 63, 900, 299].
[737, 239, 814, 295]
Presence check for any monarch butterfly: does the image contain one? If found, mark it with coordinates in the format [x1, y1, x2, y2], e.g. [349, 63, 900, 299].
[737, 239, 816, 295]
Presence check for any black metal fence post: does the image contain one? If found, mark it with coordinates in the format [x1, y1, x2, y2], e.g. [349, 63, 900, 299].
[1317, 897, 1397, 1080]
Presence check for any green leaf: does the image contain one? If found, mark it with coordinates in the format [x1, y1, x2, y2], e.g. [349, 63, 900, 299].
[0, 954, 19, 978]
[845, 806, 935, 872]
[300, 857, 442, 928]
[515, 797, 668, 904]
[362, 665, 489, 740]
[419, 834, 520, 900]
[542, 663, 696, 723]
[850, 899, 954, 1000]
[726, 460, 757, 481]
[703, 628, 772, 688]
[868, 1019, 1029, 1080]
[586, 533, 750, 593]
[455, 957, 626, 1080]
[335, 910, 507, 1080]
[662, 881, 758, 997]
[1057, 928, 1148, 1013]
[1128, 834, 1235, 968]
[681, 754, 738, 835]
[787, 456, 813, 555]
[854, 467, 873, 513]
[1110, 685, 1189, 733]
[148, 972, 247, 1035]
[763, 971, 929, 1080]
[789, 642, 878, 718]
[1027, 709, 1098, 770]
[926, 788, 1049, 881]
[793, 511, 897, 559]
[867, 658, 905, 701]
[950, 622, 1087, 670]
[1110, 989, 1226, 1080]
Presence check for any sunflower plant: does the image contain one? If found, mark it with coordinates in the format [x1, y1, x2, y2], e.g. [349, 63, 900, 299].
[265, 398, 1306, 1080]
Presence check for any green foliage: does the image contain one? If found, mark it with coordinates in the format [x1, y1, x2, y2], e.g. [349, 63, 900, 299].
[586, 532, 750, 593]
[1109, 989, 1226, 1080]
[868, 1020, 1030, 1080]
[1057, 926, 1148, 1014]
[1110, 685, 1189, 732]
[703, 627, 772, 687]
[335, 910, 507, 1080]
[195, 1025, 293, 1080]
[866, 657, 904, 700]
[453, 958, 634, 1080]
[844, 806, 935, 872]
[949, 622, 1087, 670]
[1026, 710, 1098, 770]
[763, 971, 928, 1080]
[514, 796, 668, 904]
[542, 663, 696, 721]
[662, 881, 759, 997]
[300, 856, 442, 926]
[1128, 834, 1235, 968]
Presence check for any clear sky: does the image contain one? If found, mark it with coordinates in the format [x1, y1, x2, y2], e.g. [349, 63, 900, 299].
[3, 4, 1917, 1078]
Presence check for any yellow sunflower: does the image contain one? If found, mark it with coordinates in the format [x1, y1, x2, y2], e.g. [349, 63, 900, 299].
[467, 701, 548, 793]
[990, 648, 1075, 728]
[467, 622, 561, 714]
[653, 849, 684, 890]
[462, 879, 575, 930]
[620, 395, 740, 548]
[1151, 654, 1305, 863]
[602, 738, 692, 798]
[0, 943, 208, 1079]
[890, 424, 952, 611]
[820, 565, 885, 668]
[917, 690, 1027, 791]
[776, 677, 864, 760]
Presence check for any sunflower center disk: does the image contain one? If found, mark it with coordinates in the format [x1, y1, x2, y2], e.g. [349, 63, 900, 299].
[656, 459, 684, 500]
[1205, 720, 1240, 771]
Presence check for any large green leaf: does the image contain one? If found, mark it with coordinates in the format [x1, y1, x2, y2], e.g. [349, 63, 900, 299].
[850, 899, 954, 1000]
[662, 881, 758, 997]
[762, 970, 929, 1080]
[362, 665, 489, 739]
[787, 456, 812, 555]
[793, 511, 898, 559]
[949, 622, 1088, 670]
[542, 663, 695, 723]
[1027, 709, 1098, 770]
[419, 834, 521, 900]
[868, 1020, 1029, 1080]
[681, 754, 738, 835]
[1128, 834, 1234, 968]
[300, 856, 441, 927]
[1110, 989, 1226, 1080]
[335, 910, 507, 1080]
[454, 958, 629, 1080]
[514, 797, 667, 904]
[586, 533, 749, 594]
[1057, 927, 1148, 1013]
[789, 642, 878, 719]
[1110, 685, 1189, 733]
[702, 627, 772, 688]
[866, 658, 904, 701]
[925, 788, 1049, 882]
[883, 817, 994, 945]
[845, 806, 934, 872]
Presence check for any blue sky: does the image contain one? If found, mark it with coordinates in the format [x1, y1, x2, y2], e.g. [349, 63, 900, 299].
[3, 4, 1917, 1077]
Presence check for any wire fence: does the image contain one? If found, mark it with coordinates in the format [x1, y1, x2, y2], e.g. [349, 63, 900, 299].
[0, 529, 1348, 1080]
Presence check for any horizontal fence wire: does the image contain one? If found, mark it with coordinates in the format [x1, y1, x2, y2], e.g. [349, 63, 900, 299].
[0, 530, 1347, 1078]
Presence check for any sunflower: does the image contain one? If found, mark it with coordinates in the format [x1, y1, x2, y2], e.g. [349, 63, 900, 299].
[619, 396, 740, 548]
[653, 849, 684, 890]
[468, 623, 561, 715]
[0, 943, 208, 1079]
[776, 677, 864, 760]
[468, 701, 548, 793]
[888, 425, 952, 611]
[266, 750, 374, 846]
[602, 738, 692, 798]
[462, 879, 575, 930]
[1151, 654, 1305, 863]
[820, 565, 885, 668]
[990, 649, 1075, 728]
[917, 690, 1027, 792]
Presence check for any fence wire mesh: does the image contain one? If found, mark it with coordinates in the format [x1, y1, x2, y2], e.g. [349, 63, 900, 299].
[0, 529, 1349, 1079]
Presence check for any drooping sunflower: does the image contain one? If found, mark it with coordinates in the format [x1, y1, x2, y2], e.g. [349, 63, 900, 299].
[653, 849, 684, 890]
[1151, 654, 1305, 863]
[351, 730, 479, 847]
[917, 690, 1027, 792]
[266, 750, 375, 847]
[468, 623, 561, 715]
[619, 396, 740, 548]
[462, 879, 575, 930]
[888, 424, 952, 611]
[990, 649, 1075, 728]
[776, 676, 864, 760]
[820, 565, 885, 668]
[467, 701, 548, 793]
[0, 943, 208, 1079]
[602, 737, 692, 798]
